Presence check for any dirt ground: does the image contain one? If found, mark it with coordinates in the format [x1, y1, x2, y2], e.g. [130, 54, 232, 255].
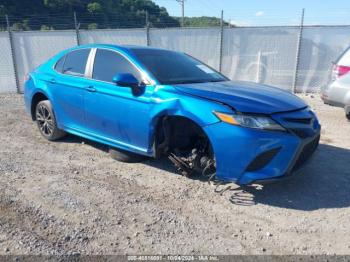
[0, 93, 349, 255]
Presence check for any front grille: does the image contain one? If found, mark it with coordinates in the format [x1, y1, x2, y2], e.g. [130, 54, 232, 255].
[274, 112, 318, 139]
[281, 116, 317, 139]
[289, 128, 311, 139]
[284, 117, 312, 124]
[292, 134, 320, 172]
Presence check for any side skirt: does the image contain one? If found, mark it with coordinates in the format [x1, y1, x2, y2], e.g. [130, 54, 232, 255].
[62, 126, 152, 157]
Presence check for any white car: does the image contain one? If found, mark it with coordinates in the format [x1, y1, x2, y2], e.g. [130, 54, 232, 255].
[321, 46, 350, 120]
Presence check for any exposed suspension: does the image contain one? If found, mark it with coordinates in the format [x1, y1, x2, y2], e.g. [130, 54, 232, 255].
[157, 117, 216, 180]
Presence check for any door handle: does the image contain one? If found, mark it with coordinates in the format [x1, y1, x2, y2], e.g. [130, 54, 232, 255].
[49, 78, 56, 84]
[85, 86, 96, 92]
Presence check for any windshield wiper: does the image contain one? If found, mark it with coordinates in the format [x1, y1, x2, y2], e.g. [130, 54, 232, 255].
[207, 79, 226, 83]
[170, 80, 205, 84]
[172, 79, 225, 84]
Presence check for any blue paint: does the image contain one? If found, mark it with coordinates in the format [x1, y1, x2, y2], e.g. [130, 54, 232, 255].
[24, 44, 321, 185]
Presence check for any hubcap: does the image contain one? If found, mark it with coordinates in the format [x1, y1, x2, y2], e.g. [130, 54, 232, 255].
[36, 104, 54, 136]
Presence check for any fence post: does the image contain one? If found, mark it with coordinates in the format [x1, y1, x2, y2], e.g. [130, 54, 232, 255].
[6, 15, 20, 94]
[146, 11, 150, 46]
[74, 12, 81, 45]
[292, 8, 305, 93]
[219, 10, 224, 72]
[256, 51, 262, 83]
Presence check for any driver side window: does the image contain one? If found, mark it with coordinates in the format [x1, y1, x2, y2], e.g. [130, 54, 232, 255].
[93, 49, 142, 83]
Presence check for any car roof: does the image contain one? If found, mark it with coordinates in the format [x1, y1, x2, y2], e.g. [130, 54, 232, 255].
[71, 44, 170, 53]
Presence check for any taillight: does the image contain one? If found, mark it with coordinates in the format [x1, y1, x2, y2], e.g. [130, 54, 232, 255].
[334, 65, 350, 78]
[24, 74, 31, 82]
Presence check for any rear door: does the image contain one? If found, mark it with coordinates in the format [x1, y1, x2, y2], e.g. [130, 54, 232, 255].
[50, 48, 92, 131]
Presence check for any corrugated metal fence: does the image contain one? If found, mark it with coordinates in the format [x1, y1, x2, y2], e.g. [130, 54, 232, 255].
[1, 26, 350, 94]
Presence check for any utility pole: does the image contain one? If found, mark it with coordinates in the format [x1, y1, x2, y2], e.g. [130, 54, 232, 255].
[74, 11, 80, 46]
[6, 15, 20, 93]
[146, 11, 150, 46]
[176, 0, 185, 27]
[292, 8, 305, 93]
[219, 10, 224, 72]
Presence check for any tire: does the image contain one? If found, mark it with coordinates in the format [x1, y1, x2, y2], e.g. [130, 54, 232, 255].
[35, 100, 66, 141]
[109, 147, 146, 163]
[347, 113, 350, 121]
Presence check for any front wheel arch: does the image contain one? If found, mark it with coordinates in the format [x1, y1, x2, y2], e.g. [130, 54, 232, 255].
[153, 114, 216, 177]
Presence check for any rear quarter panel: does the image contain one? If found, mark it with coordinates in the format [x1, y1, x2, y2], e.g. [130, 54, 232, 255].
[327, 74, 350, 106]
[24, 55, 63, 124]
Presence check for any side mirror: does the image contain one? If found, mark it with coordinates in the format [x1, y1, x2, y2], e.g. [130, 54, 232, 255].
[112, 73, 140, 89]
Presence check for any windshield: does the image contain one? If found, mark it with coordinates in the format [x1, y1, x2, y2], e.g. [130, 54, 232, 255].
[131, 49, 228, 85]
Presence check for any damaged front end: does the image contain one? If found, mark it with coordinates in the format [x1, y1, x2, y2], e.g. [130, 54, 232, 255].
[156, 116, 217, 181]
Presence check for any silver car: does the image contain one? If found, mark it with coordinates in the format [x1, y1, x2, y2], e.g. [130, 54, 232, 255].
[321, 46, 350, 120]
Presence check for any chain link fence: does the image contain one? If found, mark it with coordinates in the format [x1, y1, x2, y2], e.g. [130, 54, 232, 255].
[222, 27, 300, 91]
[1, 24, 350, 94]
[0, 31, 17, 93]
[12, 30, 78, 89]
[80, 28, 147, 46]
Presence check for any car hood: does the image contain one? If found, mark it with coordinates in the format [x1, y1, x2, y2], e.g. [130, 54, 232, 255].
[174, 81, 307, 114]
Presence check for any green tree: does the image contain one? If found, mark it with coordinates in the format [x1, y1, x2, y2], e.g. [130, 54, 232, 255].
[40, 24, 53, 30]
[0, 0, 180, 30]
[87, 2, 102, 14]
[87, 22, 98, 29]
[178, 16, 230, 27]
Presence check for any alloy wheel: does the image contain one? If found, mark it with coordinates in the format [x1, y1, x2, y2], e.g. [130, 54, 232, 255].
[36, 104, 54, 136]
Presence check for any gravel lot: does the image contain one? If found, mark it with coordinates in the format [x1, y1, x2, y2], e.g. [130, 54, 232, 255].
[0, 93, 349, 255]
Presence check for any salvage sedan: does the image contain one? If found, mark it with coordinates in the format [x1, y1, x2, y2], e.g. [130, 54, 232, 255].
[24, 44, 320, 185]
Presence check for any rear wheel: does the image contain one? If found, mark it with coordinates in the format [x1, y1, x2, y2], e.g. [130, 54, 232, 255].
[35, 100, 66, 141]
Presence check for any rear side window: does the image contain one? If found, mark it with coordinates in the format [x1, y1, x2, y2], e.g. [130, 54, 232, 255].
[92, 49, 141, 83]
[54, 56, 65, 73]
[62, 49, 91, 77]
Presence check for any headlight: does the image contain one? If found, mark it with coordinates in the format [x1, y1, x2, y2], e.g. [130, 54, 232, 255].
[213, 111, 286, 131]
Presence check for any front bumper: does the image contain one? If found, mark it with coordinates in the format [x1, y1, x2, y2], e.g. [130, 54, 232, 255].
[203, 108, 321, 185]
[345, 105, 350, 116]
[251, 132, 320, 184]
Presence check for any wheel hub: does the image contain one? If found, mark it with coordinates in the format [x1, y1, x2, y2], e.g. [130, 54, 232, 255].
[36, 104, 54, 136]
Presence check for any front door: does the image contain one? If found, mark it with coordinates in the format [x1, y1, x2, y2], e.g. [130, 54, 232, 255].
[83, 48, 154, 154]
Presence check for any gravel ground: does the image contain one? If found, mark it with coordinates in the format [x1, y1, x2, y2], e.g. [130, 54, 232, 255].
[0, 93, 349, 255]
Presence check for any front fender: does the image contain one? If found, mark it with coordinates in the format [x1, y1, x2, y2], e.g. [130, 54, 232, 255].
[150, 85, 230, 127]
[146, 85, 232, 155]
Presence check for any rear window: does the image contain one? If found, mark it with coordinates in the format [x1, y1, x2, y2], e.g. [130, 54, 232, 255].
[61, 49, 91, 77]
[336, 46, 350, 66]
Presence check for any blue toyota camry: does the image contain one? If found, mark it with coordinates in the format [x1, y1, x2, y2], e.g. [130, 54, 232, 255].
[24, 44, 320, 185]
